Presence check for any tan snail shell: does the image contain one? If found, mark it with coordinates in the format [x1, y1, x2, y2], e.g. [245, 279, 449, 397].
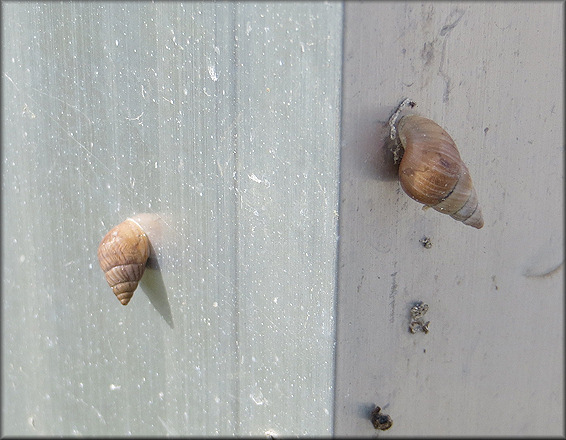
[97, 218, 150, 305]
[393, 113, 484, 229]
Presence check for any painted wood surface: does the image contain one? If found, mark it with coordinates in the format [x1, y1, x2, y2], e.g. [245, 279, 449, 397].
[2, 2, 341, 435]
[334, 2, 563, 436]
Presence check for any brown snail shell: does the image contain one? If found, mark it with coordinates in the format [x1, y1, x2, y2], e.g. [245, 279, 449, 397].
[394, 114, 484, 229]
[97, 218, 150, 305]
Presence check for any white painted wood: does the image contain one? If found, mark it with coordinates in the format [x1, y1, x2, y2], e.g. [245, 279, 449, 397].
[334, 2, 563, 436]
[2, 2, 341, 436]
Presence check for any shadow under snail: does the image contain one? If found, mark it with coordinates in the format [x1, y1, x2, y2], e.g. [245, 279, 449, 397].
[97, 218, 150, 305]
[388, 98, 484, 229]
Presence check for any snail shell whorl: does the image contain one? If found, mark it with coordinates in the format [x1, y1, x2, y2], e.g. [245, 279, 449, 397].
[97, 218, 150, 305]
[397, 115, 484, 229]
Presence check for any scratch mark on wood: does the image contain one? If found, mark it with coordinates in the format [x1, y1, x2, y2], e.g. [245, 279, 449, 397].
[523, 260, 563, 278]
[440, 9, 465, 36]
[438, 9, 465, 102]
[389, 270, 397, 323]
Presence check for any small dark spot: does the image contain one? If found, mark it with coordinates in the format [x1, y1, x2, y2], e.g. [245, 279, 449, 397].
[484, 127, 489, 134]
[370, 406, 393, 431]
[491, 275, 499, 290]
[420, 237, 432, 249]
[439, 157, 455, 170]
[421, 41, 435, 66]
[409, 302, 430, 334]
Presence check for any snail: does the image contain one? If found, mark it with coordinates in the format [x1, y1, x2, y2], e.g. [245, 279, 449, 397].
[388, 98, 484, 229]
[97, 218, 150, 305]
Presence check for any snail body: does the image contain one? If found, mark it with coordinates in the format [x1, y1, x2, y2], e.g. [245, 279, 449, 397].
[97, 218, 150, 305]
[389, 100, 484, 229]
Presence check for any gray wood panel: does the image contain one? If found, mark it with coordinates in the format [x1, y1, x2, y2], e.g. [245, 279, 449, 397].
[334, 2, 563, 436]
[2, 2, 342, 436]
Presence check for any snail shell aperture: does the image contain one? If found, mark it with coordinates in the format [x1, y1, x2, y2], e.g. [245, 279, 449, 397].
[389, 100, 484, 229]
[97, 218, 150, 305]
